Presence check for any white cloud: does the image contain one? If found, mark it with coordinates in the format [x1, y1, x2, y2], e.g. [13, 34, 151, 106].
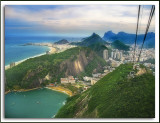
[5, 5, 155, 36]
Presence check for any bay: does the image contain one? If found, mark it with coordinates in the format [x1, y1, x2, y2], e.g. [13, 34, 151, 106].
[5, 88, 68, 118]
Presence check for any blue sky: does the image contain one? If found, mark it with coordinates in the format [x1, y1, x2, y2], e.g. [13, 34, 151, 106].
[5, 5, 155, 37]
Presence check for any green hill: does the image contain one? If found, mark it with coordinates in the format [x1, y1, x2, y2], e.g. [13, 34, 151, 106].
[55, 63, 155, 118]
[75, 33, 107, 46]
[5, 47, 106, 91]
[111, 40, 130, 51]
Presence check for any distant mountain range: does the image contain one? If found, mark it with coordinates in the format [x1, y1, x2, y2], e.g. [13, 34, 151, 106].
[54, 39, 69, 44]
[103, 31, 155, 48]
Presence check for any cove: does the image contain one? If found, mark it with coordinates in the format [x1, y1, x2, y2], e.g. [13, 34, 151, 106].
[5, 88, 68, 118]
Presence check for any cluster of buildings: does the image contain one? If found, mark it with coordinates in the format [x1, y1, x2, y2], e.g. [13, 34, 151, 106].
[143, 63, 155, 68]
[103, 45, 155, 71]
[61, 76, 76, 84]
[103, 49, 123, 61]
[53, 44, 76, 53]
[81, 65, 117, 87]
[124, 46, 155, 63]
[111, 49, 123, 61]
[83, 73, 102, 86]
[103, 49, 123, 68]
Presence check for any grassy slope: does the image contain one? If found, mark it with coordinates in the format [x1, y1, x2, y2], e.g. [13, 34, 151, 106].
[55, 63, 155, 118]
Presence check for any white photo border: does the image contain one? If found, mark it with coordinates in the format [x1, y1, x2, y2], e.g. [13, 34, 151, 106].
[1, 1, 159, 122]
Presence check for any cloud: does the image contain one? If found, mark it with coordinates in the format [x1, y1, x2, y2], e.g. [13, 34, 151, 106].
[5, 5, 155, 36]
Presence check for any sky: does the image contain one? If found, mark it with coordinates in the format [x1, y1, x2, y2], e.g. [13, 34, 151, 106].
[5, 5, 155, 37]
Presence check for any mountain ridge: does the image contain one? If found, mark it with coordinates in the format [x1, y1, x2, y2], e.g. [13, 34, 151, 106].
[103, 31, 155, 48]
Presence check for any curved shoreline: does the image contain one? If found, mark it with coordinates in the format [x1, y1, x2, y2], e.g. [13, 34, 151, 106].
[5, 87, 41, 95]
[5, 86, 72, 97]
[45, 86, 73, 97]
[5, 46, 56, 70]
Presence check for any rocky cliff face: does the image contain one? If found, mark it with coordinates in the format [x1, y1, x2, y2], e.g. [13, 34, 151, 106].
[59, 50, 94, 76]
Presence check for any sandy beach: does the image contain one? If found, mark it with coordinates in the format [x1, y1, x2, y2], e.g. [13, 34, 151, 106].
[48, 46, 57, 54]
[46, 86, 73, 96]
[5, 86, 73, 97]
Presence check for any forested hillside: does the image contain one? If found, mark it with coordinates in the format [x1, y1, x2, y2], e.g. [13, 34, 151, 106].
[56, 63, 155, 118]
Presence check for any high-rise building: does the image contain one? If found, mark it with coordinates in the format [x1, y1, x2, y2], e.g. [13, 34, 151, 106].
[111, 51, 114, 58]
[117, 52, 120, 60]
[120, 52, 123, 59]
[103, 50, 108, 60]
[114, 52, 117, 59]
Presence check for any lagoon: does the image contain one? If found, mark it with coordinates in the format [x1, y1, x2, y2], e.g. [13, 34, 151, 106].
[5, 88, 68, 118]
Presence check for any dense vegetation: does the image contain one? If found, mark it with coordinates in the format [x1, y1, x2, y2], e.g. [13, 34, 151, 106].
[111, 40, 130, 51]
[55, 63, 155, 118]
[5, 47, 106, 91]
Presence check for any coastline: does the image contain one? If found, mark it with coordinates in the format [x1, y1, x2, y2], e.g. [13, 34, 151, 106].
[5, 87, 41, 95]
[5, 45, 57, 70]
[5, 86, 72, 97]
[45, 86, 73, 97]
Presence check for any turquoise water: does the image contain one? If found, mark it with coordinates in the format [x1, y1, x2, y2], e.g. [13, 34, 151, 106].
[5, 44, 49, 66]
[5, 88, 68, 118]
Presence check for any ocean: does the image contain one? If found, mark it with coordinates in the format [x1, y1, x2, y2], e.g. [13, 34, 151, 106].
[5, 36, 82, 66]
[5, 88, 68, 118]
